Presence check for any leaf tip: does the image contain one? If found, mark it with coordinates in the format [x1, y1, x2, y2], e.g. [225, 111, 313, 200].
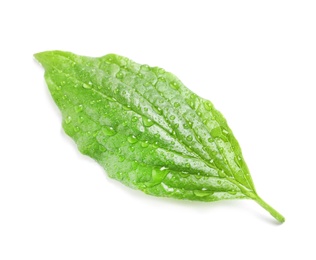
[34, 51, 52, 69]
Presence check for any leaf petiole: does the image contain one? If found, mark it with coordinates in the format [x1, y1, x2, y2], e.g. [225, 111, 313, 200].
[255, 196, 285, 223]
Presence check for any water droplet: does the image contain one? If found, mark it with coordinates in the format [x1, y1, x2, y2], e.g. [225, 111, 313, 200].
[161, 182, 174, 192]
[116, 72, 124, 79]
[141, 140, 149, 147]
[211, 127, 222, 138]
[65, 116, 72, 124]
[185, 163, 190, 168]
[208, 137, 213, 142]
[185, 146, 193, 152]
[222, 129, 229, 135]
[186, 135, 193, 141]
[75, 104, 83, 112]
[153, 141, 159, 148]
[174, 102, 180, 108]
[74, 126, 80, 132]
[90, 100, 95, 105]
[142, 117, 154, 127]
[218, 170, 226, 178]
[170, 81, 179, 90]
[204, 101, 213, 111]
[118, 155, 125, 162]
[56, 85, 62, 91]
[183, 124, 190, 129]
[194, 190, 214, 197]
[141, 64, 150, 71]
[228, 190, 237, 195]
[131, 116, 138, 122]
[78, 116, 84, 123]
[127, 135, 138, 144]
[217, 180, 222, 185]
[179, 172, 189, 178]
[102, 126, 116, 136]
[116, 172, 123, 180]
[156, 107, 162, 115]
[99, 145, 106, 152]
[195, 172, 202, 179]
[83, 83, 92, 89]
[169, 115, 175, 120]
[186, 99, 195, 108]
[158, 68, 165, 74]
[137, 72, 143, 78]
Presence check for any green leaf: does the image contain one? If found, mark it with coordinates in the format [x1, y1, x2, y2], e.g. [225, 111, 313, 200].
[35, 50, 285, 223]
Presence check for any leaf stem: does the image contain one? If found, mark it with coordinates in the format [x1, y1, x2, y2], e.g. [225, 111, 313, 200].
[255, 196, 285, 223]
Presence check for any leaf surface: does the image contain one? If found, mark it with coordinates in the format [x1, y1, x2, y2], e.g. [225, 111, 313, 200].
[35, 50, 284, 222]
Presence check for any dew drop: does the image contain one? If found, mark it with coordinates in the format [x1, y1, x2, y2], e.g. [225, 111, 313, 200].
[116, 72, 124, 79]
[56, 85, 62, 91]
[218, 170, 226, 178]
[137, 72, 143, 78]
[141, 64, 150, 71]
[186, 135, 193, 141]
[74, 126, 80, 132]
[63, 115, 71, 124]
[170, 81, 179, 90]
[156, 107, 162, 115]
[78, 116, 84, 123]
[102, 126, 116, 136]
[179, 172, 189, 178]
[194, 190, 214, 197]
[141, 140, 149, 148]
[228, 190, 237, 195]
[118, 155, 125, 162]
[142, 116, 154, 127]
[185, 163, 190, 168]
[116, 172, 123, 180]
[83, 83, 92, 89]
[204, 101, 213, 111]
[174, 102, 180, 108]
[169, 115, 176, 120]
[75, 104, 83, 113]
[158, 68, 165, 74]
[131, 116, 138, 122]
[105, 56, 113, 63]
[211, 127, 222, 138]
[99, 145, 106, 152]
[127, 135, 138, 144]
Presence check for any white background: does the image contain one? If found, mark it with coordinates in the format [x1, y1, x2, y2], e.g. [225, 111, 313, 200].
[0, 1, 315, 259]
